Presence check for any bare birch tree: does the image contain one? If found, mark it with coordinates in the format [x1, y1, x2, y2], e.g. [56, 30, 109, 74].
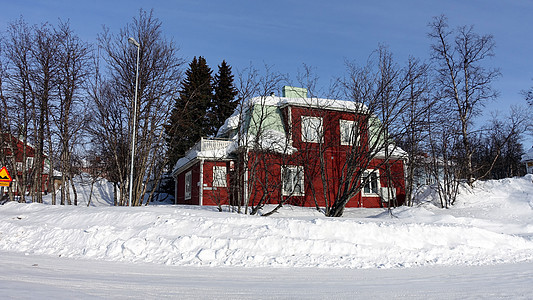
[90, 9, 183, 206]
[324, 46, 421, 217]
[53, 21, 92, 206]
[231, 64, 286, 215]
[428, 15, 500, 186]
[3, 18, 35, 202]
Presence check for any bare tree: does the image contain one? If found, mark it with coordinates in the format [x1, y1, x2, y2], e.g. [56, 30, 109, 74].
[230, 64, 287, 215]
[321, 46, 417, 217]
[426, 99, 461, 209]
[3, 17, 35, 202]
[88, 78, 130, 205]
[428, 15, 500, 186]
[473, 107, 528, 180]
[397, 57, 432, 206]
[30, 22, 62, 203]
[52, 21, 92, 206]
[91, 9, 183, 206]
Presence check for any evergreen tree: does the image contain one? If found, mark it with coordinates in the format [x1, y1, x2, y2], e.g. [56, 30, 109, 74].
[209, 60, 238, 136]
[166, 56, 213, 168]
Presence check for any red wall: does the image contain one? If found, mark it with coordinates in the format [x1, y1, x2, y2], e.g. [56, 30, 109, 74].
[242, 105, 406, 208]
[175, 162, 201, 205]
[202, 161, 231, 206]
[245, 152, 405, 208]
[2, 133, 50, 195]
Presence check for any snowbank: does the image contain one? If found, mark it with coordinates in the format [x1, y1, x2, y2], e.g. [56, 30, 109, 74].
[1, 176, 533, 269]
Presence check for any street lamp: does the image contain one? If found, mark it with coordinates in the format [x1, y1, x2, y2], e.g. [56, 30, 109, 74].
[128, 37, 140, 207]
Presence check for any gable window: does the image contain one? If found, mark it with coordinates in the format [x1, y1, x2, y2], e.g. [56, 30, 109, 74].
[213, 166, 227, 187]
[184, 170, 192, 200]
[362, 169, 380, 196]
[301, 116, 323, 143]
[340, 119, 359, 146]
[282, 165, 304, 196]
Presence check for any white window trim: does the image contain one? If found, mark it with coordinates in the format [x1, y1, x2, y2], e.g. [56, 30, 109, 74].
[184, 170, 192, 200]
[362, 169, 380, 197]
[282, 165, 305, 196]
[379, 187, 396, 203]
[26, 157, 34, 169]
[301, 116, 323, 143]
[213, 166, 227, 187]
[340, 119, 360, 146]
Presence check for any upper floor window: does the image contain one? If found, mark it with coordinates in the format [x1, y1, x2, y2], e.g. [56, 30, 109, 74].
[282, 165, 304, 196]
[340, 119, 359, 146]
[301, 116, 323, 143]
[184, 170, 192, 200]
[213, 166, 227, 187]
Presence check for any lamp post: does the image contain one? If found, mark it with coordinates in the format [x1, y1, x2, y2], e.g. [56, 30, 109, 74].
[128, 37, 140, 207]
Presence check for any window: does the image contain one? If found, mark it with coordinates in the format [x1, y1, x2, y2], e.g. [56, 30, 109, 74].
[301, 116, 323, 143]
[26, 157, 34, 169]
[16, 162, 22, 171]
[184, 171, 192, 200]
[362, 169, 380, 196]
[340, 119, 359, 146]
[379, 187, 396, 203]
[213, 166, 227, 187]
[282, 166, 304, 196]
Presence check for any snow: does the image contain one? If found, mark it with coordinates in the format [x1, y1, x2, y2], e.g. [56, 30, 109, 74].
[2, 175, 533, 298]
[216, 112, 240, 136]
[244, 129, 297, 154]
[521, 146, 533, 162]
[248, 95, 368, 113]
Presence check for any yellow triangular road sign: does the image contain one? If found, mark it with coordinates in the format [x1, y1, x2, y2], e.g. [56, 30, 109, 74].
[0, 166, 12, 182]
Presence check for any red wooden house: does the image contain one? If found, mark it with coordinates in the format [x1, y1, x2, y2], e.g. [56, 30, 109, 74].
[1, 133, 52, 196]
[172, 86, 406, 209]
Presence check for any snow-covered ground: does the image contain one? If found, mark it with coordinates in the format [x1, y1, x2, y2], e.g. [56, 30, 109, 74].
[1, 175, 533, 298]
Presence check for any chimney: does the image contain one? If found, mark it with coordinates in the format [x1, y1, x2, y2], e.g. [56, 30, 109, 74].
[282, 86, 308, 98]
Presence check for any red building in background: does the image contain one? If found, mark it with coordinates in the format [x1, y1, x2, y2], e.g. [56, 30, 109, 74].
[1, 133, 51, 196]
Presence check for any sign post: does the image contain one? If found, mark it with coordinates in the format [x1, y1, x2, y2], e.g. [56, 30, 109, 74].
[0, 166, 13, 187]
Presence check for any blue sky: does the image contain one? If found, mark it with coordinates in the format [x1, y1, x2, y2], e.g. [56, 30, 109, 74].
[2, 0, 532, 135]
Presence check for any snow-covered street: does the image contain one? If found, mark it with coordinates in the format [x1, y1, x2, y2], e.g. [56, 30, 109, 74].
[1, 251, 533, 299]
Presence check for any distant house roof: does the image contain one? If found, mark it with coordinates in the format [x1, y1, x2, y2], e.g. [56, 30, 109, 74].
[521, 146, 533, 162]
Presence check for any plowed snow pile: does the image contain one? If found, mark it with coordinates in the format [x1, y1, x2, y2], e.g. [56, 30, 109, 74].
[2, 175, 533, 269]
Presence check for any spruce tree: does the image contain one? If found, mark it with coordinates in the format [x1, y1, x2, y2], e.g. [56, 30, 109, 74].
[210, 60, 238, 136]
[166, 56, 213, 168]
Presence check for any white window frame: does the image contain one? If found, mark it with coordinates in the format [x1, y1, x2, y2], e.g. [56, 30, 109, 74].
[26, 157, 34, 169]
[184, 170, 192, 200]
[340, 119, 359, 146]
[362, 169, 380, 197]
[301, 116, 323, 143]
[282, 165, 305, 196]
[379, 187, 396, 203]
[213, 166, 227, 187]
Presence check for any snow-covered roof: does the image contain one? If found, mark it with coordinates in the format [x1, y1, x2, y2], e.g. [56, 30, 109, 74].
[172, 138, 234, 175]
[217, 96, 368, 137]
[249, 95, 368, 112]
[375, 144, 408, 160]
[522, 146, 533, 162]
